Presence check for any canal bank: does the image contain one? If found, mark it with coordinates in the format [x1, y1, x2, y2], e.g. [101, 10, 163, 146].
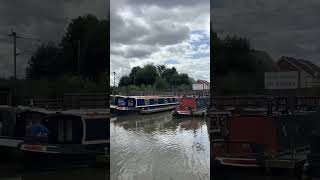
[110, 111, 210, 180]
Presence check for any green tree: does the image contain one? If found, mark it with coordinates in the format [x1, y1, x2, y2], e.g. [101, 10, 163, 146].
[27, 14, 108, 81]
[118, 64, 192, 91]
[154, 78, 168, 90]
[26, 41, 62, 80]
[60, 14, 108, 80]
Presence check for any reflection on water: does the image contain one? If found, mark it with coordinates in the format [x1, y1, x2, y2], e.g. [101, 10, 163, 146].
[0, 164, 108, 180]
[110, 112, 210, 180]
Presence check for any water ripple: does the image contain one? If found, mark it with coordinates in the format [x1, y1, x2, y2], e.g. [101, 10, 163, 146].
[111, 112, 209, 180]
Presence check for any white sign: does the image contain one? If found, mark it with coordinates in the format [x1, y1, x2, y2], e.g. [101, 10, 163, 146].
[264, 71, 299, 89]
[192, 83, 210, 90]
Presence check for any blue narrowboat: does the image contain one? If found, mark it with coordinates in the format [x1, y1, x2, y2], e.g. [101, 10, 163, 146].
[0, 106, 109, 166]
[111, 95, 179, 115]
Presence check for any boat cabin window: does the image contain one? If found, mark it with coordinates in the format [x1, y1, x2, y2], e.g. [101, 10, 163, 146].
[127, 98, 135, 107]
[145, 99, 150, 105]
[84, 117, 108, 142]
[211, 113, 229, 138]
[43, 115, 83, 144]
[117, 97, 126, 106]
[137, 99, 145, 106]
[111, 96, 116, 105]
[15, 111, 47, 138]
[149, 99, 157, 105]
[158, 98, 165, 104]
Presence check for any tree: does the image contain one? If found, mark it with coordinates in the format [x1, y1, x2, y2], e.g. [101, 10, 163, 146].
[154, 78, 168, 90]
[26, 42, 62, 80]
[26, 14, 108, 81]
[157, 65, 166, 77]
[60, 14, 108, 80]
[119, 75, 131, 87]
[212, 32, 273, 95]
[118, 64, 193, 91]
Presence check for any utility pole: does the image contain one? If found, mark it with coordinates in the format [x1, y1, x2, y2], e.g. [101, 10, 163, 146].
[133, 73, 136, 85]
[9, 30, 20, 80]
[8, 30, 21, 106]
[77, 40, 81, 76]
[113, 72, 116, 87]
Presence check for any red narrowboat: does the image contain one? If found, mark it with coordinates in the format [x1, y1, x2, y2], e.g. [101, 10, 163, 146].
[172, 96, 209, 117]
[210, 108, 318, 169]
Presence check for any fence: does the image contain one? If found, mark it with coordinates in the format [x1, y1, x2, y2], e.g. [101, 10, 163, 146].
[114, 90, 210, 97]
[212, 96, 320, 110]
[25, 93, 108, 109]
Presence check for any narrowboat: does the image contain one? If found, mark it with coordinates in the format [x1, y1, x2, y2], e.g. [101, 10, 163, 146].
[172, 96, 209, 117]
[111, 95, 179, 115]
[210, 108, 317, 170]
[110, 95, 118, 114]
[0, 106, 109, 165]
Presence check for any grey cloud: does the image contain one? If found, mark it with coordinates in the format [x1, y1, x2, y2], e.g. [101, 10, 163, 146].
[110, 13, 150, 44]
[111, 0, 210, 82]
[141, 23, 190, 45]
[124, 46, 159, 59]
[130, 0, 208, 7]
[213, 0, 320, 64]
[0, 0, 106, 77]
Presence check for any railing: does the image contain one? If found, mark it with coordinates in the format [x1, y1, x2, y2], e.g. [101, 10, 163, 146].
[115, 90, 210, 97]
[24, 93, 108, 109]
[211, 140, 265, 160]
[212, 96, 320, 111]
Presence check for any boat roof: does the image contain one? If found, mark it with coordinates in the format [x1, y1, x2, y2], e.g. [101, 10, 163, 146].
[115, 95, 178, 99]
[54, 109, 110, 118]
[0, 105, 14, 110]
[16, 106, 57, 114]
[0, 105, 56, 114]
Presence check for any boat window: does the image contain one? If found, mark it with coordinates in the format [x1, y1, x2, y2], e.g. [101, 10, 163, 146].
[84, 118, 108, 141]
[158, 98, 164, 104]
[111, 96, 115, 105]
[118, 98, 125, 106]
[149, 99, 155, 105]
[137, 99, 145, 106]
[145, 99, 150, 105]
[128, 98, 135, 107]
[44, 115, 83, 144]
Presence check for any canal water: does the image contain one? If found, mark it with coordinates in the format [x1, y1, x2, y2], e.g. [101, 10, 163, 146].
[110, 111, 210, 180]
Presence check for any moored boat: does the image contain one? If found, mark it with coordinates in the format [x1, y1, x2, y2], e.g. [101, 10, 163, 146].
[0, 106, 109, 166]
[210, 108, 316, 171]
[111, 95, 179, 115]
[172, 96, 209, 117]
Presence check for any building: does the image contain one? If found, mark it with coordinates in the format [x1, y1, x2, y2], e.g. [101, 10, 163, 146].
[192, 80, 210, 91]
[265, 56, 320, 89]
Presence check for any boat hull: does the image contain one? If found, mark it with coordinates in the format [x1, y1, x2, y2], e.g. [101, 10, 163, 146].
[172, 109, 207, 117]
[139, 105, 177, 114]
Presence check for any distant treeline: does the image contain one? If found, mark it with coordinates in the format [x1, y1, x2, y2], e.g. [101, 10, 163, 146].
[0, 14, 109, 101]
[212, 32, 277, 95]
[25, 14, 109, 85]
[117, 64, 195, 91]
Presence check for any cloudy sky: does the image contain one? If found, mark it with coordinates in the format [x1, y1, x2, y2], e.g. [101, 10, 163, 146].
[111, 0, 210, 85]
[0, 0, 107, 78]
[213, 0, 320, 64]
